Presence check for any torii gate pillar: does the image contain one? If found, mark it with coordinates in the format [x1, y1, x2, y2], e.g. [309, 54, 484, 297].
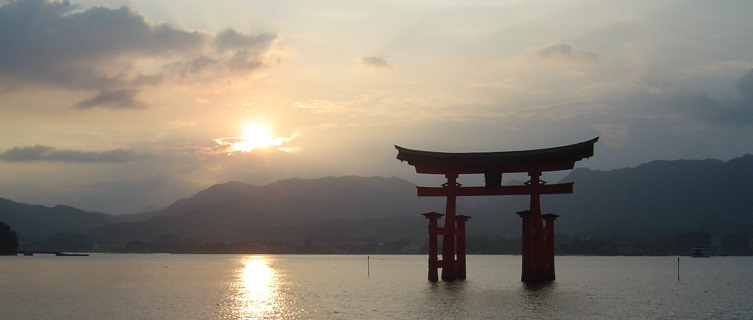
[542, 213, 560, 281]
[518, 171, 560, 282]
[441, 173, 459, 281]
[518, 210, 559, 282]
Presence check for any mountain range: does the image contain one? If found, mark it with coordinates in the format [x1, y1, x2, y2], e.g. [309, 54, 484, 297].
[466, 155, 753, 239]
[1, 155, 751, 252]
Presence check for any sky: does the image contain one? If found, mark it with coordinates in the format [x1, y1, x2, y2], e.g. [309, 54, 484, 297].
[1, 0, 752, 214]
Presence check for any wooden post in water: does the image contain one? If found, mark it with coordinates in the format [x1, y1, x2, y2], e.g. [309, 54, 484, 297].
[441, 173, 459, 281]
[542, 213, 559, 281]
[517, 210, 535, 282]
[525, 171, 548, 282]
[456, 215, 470, 280]
[423, 212, 443, 282]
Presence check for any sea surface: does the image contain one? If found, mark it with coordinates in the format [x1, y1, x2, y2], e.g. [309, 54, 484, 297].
[1, 254, 751, 319]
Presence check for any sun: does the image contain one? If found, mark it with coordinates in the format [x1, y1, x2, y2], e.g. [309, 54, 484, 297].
[216, 124, 297, 153]
[233, 124, 275, 152]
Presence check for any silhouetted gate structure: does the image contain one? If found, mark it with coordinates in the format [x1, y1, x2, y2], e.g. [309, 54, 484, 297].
[396, 137, 598, 282]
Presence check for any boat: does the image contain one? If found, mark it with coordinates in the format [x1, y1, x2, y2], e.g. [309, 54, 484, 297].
[690, 246, 710, 258]
[56, 252, 89, 257]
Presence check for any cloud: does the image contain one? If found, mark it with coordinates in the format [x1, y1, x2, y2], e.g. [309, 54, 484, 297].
[164, 55, 218, 76]
[0, 0, 278, 109]
[73, 89, 147, 109]
[359, 56, 392, 69]
[737, 68, 753, 101]
[0, 145, 145, 163]
[226, 49, 265, 72]
[524, 42, 599, 63]
[0, 1, 204, 85]
[214, 29, 276, 53]
[672, 69, 753, 125]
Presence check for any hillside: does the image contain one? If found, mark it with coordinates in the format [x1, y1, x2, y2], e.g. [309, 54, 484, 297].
[87, 176, 443, 244]
[554, 155, 753, 235]
[2, 155, 752, 253]
[0, 198, 116, 241]
[467, 155, 753, 239]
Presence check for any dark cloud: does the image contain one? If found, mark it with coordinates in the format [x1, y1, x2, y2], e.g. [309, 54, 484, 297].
[73, 89, 146, 109]
[213, 29, 277, 73]
[214, 29, 276, 53]
[673, 69, 753, 125]
[0, 145, 144, 163]
[165, 55, 218, 76]
[526, 42, 598, 63]
[131, 74, 164, 87]
[0, 0, 204, 85]
[737, 69, 753, 101]
[0, 0, 277, 109]
[226, 49, 265, 72]
[359, 56, 392, 69]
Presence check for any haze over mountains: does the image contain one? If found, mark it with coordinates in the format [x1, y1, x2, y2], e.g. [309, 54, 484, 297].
[1, 155, 752, 253]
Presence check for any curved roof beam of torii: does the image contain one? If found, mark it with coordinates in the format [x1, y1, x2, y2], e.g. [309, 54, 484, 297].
[395, 137, 598, 175]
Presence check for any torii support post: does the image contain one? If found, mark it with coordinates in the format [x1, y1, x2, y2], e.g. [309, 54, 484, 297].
[517, 210, 546, 282]
[542, 213, 559, 281]
[456, 215, 470, 280]
[441, 173, 459, 281]
[422, 212, 443, 282]
[422, 211, 470, 282]
[519, 171, 550, 282]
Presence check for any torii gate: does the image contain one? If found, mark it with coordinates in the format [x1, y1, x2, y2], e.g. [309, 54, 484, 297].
[395, 137, 598, 282]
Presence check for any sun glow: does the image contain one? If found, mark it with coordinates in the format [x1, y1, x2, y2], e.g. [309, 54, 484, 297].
[215, 124, 297, 153]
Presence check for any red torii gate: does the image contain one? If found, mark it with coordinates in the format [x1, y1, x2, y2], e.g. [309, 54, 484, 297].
[395, 137, 598, 282]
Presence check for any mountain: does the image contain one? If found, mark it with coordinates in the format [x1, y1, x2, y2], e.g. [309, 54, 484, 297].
[0, 198, 116, 241]
[467, 154, 753, 239]
[2, 155, 752, 253]
[87, 176, 443, 244]
[552, 154, 753, 236]
[158, 176, 432, 223]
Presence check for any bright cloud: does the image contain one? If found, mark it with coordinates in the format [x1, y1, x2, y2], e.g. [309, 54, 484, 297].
[214, 124, 298, 153]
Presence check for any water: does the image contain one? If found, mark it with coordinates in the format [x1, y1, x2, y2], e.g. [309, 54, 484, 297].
[1, 254, 751, 319]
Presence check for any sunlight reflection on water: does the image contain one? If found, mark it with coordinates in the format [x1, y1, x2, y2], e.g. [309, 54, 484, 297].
[232, 256, 282, 319]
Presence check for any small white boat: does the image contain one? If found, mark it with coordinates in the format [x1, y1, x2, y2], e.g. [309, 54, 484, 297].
[690, 246, 710, 258]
